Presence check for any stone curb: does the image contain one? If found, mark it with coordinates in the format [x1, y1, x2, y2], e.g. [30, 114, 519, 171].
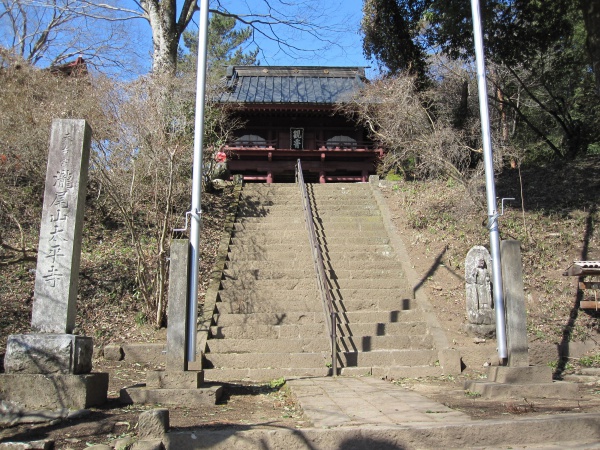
[197, 181, 243, 365]
[369, 180, 452, 356]
[163, 413, 600, 449]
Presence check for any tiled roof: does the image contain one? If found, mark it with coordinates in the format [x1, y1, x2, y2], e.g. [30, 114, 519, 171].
[218, 66, 366, 104]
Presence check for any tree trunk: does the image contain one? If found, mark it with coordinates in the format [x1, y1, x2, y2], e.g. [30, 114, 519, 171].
[144, 0, 179, 75]
[581, 0, 600, 96]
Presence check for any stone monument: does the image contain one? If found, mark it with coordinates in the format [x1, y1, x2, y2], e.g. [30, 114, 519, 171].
[0, 119, 108, 410]
[464, 246, 496, 337]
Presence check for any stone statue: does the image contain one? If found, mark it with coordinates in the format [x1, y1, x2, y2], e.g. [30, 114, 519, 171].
[464, 246, 496, 337]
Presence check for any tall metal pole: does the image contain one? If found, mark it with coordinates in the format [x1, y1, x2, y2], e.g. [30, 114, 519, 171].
[470, 0, 507, 362]
[187, 0, 210, 363]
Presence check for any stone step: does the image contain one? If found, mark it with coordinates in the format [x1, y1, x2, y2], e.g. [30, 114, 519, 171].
[215, 311, 326, 326]
[237, 206, 380, 217]
[337, 309, 424, 323]
[236, 216, 383, 224]
[233, 222, 386, 232]
[210, 321, 426, 340]
[221, 268, 403, 281]
[220, 278, 318, 291]
[230, 236, 390, 246]
[333, 296, 414, 311]
[227, 251, 398, 262]
[217, 291, 413, 307]
[206, 338, 329, 354]
[224, 260, 314, 271]
[224, 259, 398, 272]
[336, 334, 434, 352]
[339, 349, 437, 367]
[210, 323, 330, 339]
[215, 298, 322, 314]
[313, 216, 385, 224]
[214, 309, 422, 327]
[203, 366, 330, 382]
[228, 242, 393, 252]
[204, 352, 330, 369]
[220, 278, 408, 291]
[335, 321, 428, 337]
[309, 183, 371, 191]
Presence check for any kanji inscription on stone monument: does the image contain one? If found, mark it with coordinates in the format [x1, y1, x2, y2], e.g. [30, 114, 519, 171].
[31, 119, 91, 334]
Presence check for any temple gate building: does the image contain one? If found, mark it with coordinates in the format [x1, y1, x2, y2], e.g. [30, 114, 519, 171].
[218, 66, 383, 183]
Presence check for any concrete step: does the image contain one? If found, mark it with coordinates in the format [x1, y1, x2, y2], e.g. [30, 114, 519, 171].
[336, 334, 434, 352]
[204, 352, 330, 369]
[335, 321, 428, 337]
[339, 349, 437, 367]
[220, 278, 409, 291]
[340, 365, 444, 378]
[206, 337, 329, 354]
[203, 366, 330, 382]
[210, 323, 330, 339]
[215, 311, 326, 326]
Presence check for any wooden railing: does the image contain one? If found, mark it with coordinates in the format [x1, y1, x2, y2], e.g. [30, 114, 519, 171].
[296, 159, 337, 375]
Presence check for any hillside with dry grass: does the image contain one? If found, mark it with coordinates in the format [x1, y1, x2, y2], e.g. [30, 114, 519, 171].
[380, 156, 599, 369]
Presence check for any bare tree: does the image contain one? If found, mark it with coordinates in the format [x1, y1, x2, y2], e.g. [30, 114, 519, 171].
[338, 72, 481, 185]
[0, 0, 137, 69]
[91, 73, 240, 325]
[3, 0, 352, 74]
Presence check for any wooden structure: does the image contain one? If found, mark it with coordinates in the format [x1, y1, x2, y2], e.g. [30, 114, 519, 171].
[218, 66, 382, 183]
[563, 261, 600, 309]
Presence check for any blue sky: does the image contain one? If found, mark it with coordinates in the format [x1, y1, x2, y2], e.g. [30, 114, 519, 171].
[170, 0, 376, 76]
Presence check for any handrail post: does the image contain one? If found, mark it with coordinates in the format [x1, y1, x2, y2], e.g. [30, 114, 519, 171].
[331, 311, 337, 376]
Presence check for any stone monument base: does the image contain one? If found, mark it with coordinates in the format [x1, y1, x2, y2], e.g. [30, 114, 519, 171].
[463, 323, 496, 339]
[120, 384, 222, 406]
[464, 366, 579, 399]
[146, 370, 204, 389]
[4, 334, 93, 374]
[0, 373, 109, 409]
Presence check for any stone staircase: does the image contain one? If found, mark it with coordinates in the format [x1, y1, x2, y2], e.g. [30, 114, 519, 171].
[202, 182, 448, 382]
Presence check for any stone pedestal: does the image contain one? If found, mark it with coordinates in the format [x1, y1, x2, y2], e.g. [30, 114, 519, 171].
[122, 240, 222, 406]
[464, 366, 578, 399]
[0, 373, 108, 409]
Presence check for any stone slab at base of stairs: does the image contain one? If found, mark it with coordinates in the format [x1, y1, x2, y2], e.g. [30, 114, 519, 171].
[464, 365, 579, 399]
[119, 384, 222, 406]
[163, 413, 600, 450]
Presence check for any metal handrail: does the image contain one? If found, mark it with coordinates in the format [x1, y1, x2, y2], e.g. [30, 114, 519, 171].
[296, 159, 337, 376]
